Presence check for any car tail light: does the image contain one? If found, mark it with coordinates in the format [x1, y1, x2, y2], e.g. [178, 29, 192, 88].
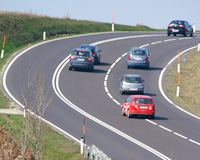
[168, 25, 172, 28]
[70, 56, 76, 60]
[179, 25, 185, 28]
[129, 55, 131, 60]
[93, 51, 97, 55]
[145, 56, 148, 62]
[86, 58, 92, 61]
[148, 105, 154, 110]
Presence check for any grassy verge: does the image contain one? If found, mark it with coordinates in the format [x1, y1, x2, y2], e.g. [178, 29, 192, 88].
[165, 49, 200, 116]
[0, 114, 84, 160]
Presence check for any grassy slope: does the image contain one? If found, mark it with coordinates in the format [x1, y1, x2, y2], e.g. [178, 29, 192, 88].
[165, 49, 200, 116]
[0, 11, 159, 159]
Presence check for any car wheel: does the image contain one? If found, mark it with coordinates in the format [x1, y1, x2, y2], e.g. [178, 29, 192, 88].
[146, 64, 149, 70]
[98, 58, 100, 64]
[89, 66, 94, 72]
[120, 89, 124, 95]
[122, 108, 125, 116]
[140, 91, 144, 95]
[127, 110, 131, 118]
[183, 32, 186, 37]
[69, 67, 72, 71]
[167, 33, 170, 36]
[190, 33, 193, 37]
[127, 66, 130, 69]
[173, 34, 176, 36]
[149, 114, 155, 119]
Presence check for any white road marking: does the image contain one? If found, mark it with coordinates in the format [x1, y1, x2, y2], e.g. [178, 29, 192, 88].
[174, 132, 188, 139]
[189, 139, 200, 146]
[145, 119, 158, 125]
[164, 39, 177, 42]
[151, 41, 162, 45]
[159, 125, 172, 132]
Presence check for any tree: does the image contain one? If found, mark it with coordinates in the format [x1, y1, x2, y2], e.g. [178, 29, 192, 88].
[21, 61, 53, 159]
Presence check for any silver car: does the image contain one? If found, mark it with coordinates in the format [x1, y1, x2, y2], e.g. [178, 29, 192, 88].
[119, 74, 144, 95]
[127, 47, 151, 69]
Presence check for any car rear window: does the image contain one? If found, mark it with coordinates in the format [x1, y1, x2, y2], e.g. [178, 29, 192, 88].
[72, 51, 90, 57]
[131, 49, 146, 56]
[170, 21, 183, 25]
[124, 77, 142, 83]
[135, 98, 153, 104]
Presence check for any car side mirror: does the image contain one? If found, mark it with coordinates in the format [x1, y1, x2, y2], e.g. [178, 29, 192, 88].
[123, 100, 126, 103]
[98, 50, 102, 52]
[119, 78, 122, 81]
[143, 80, 145, 82]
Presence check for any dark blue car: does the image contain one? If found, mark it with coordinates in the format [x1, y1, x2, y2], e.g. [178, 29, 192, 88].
[69, 48, 94, 72]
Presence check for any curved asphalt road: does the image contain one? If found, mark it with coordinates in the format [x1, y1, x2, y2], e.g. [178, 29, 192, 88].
[3, 32, 200, 160]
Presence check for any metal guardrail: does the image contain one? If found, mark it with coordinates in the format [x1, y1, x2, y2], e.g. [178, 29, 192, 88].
[84, 144, 111, 160]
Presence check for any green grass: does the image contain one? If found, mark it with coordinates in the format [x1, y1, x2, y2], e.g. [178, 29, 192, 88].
[165, 49, 200, 116]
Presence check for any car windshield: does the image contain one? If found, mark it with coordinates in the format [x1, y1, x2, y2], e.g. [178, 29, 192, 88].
[135, 98, 152, 104]
[124, 77, 142, 83]
[72, 51, 90, 57]
[131, 49, 146, 56]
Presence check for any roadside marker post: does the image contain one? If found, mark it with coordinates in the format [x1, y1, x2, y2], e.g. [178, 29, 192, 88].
[193, 24, 196, 33]
[80, 137, 84, 154]
[176, 72, 181, 97]
[83, 117, 88, 158]
[112, 12, 114, 32]
[177, 51, 180, 73]
[198, 43, 200, 52]
[43, 31, 46, 40]
[1, 35, 6, 58]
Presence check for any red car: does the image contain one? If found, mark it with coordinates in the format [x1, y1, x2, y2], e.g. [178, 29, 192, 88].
[122, 95, 155, 119]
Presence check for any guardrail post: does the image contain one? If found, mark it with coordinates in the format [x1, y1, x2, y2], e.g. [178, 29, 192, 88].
[193, 24, 196, 33]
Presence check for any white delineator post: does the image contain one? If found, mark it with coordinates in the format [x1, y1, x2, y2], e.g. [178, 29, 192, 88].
[1, 35, 6, 58]
[112, 12, 114, 32]
[43, 31, 46, 40]
[176, 72, 181, 97]
[193, 24, 196, 33]
[198, 43, 200, 52]
[80, 137, 84, 154]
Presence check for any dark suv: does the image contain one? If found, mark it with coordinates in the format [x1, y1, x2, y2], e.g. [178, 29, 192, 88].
[80, 44, 101, 64]
[167, 20, 193, 37]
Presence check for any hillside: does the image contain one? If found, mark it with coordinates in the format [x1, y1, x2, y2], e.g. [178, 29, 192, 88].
[0, 12, 156, 62]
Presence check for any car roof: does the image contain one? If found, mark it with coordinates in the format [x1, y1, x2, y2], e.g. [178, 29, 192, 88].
[124, 74, 141, 78]
[80, 44, 95, 48]
[130, 95, 152, 99]
[131, 47, 147, 51]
